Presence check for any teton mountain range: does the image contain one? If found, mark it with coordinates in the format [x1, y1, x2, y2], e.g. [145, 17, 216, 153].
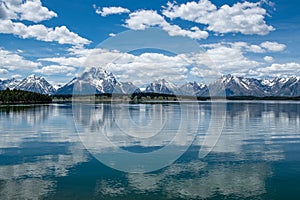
[1, 68, 300, 97]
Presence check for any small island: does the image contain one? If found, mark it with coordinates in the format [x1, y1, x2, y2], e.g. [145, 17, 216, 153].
[0, 88, 52, 104]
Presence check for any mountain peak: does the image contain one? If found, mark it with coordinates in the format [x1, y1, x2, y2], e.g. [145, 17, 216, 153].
[144, 79, 179, 95]
[56, 67, 138, 95]
[179, 81, 208, 96]
[15, 75, 56, 94]
[0, 78, 21, 90]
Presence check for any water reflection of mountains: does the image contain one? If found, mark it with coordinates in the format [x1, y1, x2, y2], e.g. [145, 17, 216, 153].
[0, 102, 299, 199]
[226, 101, 300, 118]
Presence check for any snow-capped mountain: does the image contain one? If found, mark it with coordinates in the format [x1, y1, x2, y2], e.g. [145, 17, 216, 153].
[119, 82, 141, 94]
[1, 70, 300, 97]
[179, 81, 208, 96]
[208, 74, 267, 97]
[144, 79, 180, 95]
[15, 75, 56, 94]
[268, 76, 300, 96]
[55, 67, 139, 95]
[0, 78, 21, 90]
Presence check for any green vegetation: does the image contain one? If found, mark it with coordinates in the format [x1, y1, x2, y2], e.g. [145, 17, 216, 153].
[52, 93, 300, 103]
[0, 88, 52, 104]
[131, 92, 178, 102]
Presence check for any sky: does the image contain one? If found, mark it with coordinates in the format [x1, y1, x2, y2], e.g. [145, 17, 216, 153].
[0, 0, 300, 86]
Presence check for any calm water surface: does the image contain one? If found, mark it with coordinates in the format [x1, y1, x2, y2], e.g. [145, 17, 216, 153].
[0, 101, 300, 199]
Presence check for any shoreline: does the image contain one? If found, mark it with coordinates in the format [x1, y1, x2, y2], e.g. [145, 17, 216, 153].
[1, 92, 300, 105]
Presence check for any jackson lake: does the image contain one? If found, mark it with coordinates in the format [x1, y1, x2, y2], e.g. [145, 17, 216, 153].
[0, 101, 300, 199]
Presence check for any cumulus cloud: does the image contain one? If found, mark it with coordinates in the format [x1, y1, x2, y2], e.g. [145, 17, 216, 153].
[263, 56, 274, 62]
[125, 10, 165, 30]
[162, 0, 274, 35]
[38, 56, 85, 67]
[202, 45, 261, 72]
[43, 39, 287, 84]
[0, 20, 91, 45]
[260, 41, 286, 52]
[0, 68, 8, 74]
[162, 0, 216, 22]
[40, 43, 264, 85]
[246, 45, 265, 53]
[0, 0, 57, 22]
[34, 65, 76, 75]
[162, 24, 208, 39]
[11, 74, 22, 79]
[257, 62, 300, 76]
[93, 5, 130, 16]
[201, 41, 286, 55]
[39, 47, 193, 85]
[231, 42, 265, 53]
[0, 48, 41, 70]
[190, 67, 220, 77]
[195, 42, 262, 74]
[0, 1, 90, 46]
[125, 10, 208, 39]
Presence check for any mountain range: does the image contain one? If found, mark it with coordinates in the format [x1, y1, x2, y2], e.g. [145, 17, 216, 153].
[0, 75, 56, 94]
[1, 67, 300, 97]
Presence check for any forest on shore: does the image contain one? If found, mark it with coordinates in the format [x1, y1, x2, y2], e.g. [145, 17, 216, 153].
[1, 89, 300, 104]
[0, 89, 52, 104]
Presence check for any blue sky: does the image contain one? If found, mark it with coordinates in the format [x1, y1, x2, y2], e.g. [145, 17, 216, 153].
[0, 0, 300, 86]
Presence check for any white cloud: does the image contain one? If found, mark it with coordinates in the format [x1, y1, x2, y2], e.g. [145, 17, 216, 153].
[263, 56, 274, 62]
[0, 68, 8, 74]
[0, 20, 91, 45]
[109, 53, 188, 85]
[109, 33, 116, 37]
[125, 10, 208, 39]
[205, 46, 261, 71]
[162, 0, 274, 35]
[0, 48, 41, 70]
[161, 23, 208, 39]
[39, 47, 193, 85]
[203, 41, 286, 55]
[93, 5, 130, 17]
[257, 62, 300, 76]
[190, 67, 220, 77]
[66, 72, 74, 77]
[125, 10, 165, 30]
[0, 1, 90, 46]
[189, 43, 261, 75]
[247, 45, 265, 53]
[42, 39, 294, 82]
[260, 41, 286, 52]
[1, 0, 57, 22]
[11, 74, 22, 79]
[39, 56, 85, 67]
[162, 0, 216, 22]
[34, 65, 76, 75]
[40, 42, 266, 84]
[231, 42, 265, 53]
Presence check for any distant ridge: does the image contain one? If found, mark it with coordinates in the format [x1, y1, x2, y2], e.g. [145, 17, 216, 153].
[0, 75, 56, 94]
[1, 68, 300, 97]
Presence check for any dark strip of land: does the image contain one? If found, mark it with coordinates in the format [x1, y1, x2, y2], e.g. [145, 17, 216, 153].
[0, 89, 52, 104]
[1, 90, 300, 105]
[52, 93, 300, 103]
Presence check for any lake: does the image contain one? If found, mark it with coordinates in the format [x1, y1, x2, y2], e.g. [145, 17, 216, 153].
[0, 101, 300, 199]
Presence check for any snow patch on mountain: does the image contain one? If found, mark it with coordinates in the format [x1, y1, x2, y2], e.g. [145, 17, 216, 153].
[15, 75, 56, 94]
[144, 79, 180, 95]
[56, 67, 139, 95]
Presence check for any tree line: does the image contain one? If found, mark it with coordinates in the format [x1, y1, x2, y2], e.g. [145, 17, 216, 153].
[0, 88, 52, 104]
